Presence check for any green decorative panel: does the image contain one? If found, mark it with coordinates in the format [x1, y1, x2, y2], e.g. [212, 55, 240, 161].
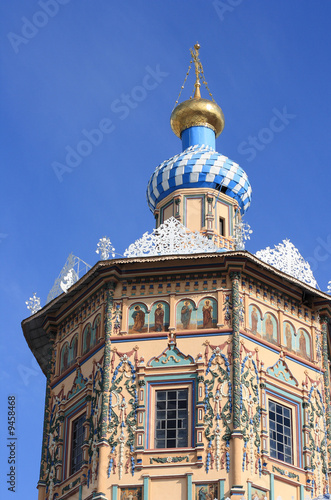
[204, 340, 231, 473]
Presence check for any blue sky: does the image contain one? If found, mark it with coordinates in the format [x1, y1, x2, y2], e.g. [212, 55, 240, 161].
[1, 0, 331, 497]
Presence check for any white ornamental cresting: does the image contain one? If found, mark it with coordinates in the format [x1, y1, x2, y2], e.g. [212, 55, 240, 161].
[255, 239, 318, 288]
[124, 217, 220, 257]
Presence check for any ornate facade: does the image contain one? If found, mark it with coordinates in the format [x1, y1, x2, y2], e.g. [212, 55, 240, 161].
[22, 44, 331, 500]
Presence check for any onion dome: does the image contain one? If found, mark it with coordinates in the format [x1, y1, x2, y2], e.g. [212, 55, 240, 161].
[146, 43, 252, 215]
[146, 144, 251, 214]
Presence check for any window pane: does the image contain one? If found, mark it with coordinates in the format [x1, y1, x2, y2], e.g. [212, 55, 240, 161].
[155, 389, 188, 449]
[70, 414, 86, 474]
[269, 401, 292, 464]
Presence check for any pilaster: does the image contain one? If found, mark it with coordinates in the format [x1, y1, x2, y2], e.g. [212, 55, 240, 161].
[230, 270, 245, 497]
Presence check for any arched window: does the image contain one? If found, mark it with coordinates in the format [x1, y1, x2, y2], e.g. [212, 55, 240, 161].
[93, 314, 101, 341]
[60, 343, 69, 373]
[70, 335, 78, 365]
[83, 324, 92, 354]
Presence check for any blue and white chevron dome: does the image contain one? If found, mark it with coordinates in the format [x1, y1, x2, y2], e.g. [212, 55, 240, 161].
[146, 144, 252, 214]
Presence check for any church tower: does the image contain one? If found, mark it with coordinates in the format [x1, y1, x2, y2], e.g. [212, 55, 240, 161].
[22, 44, 331, 500]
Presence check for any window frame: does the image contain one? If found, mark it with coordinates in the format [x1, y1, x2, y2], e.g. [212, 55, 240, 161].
[147, 380, 194, 450]
[268, 399, 293, 464]
[70, 413, 86, 475]
[63, 405, 86, 480]
[266, 391, 302, 468]
[154, 388, 189, 449]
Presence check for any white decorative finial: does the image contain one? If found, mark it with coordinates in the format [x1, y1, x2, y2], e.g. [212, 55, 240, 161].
[234, 220, 252, 250]
[25, 293, 41, 315]
[96, 237, 115, 260]
[256, 239, 318, 288]
[60, 268, 78, 293]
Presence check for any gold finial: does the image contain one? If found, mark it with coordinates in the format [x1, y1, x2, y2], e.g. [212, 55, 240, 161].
[190, 42, 201, 99]
[170, 43, 225, 138]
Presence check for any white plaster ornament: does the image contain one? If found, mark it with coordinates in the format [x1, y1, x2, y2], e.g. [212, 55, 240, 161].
[234, 220, 252, 250]
[47, 253, 91, 303]
[25, 292, 41, 315]
[96, 236, 115, 260]
[60, 268, 78, 293]
[255, 239, 318, 288]
[124, 217, 220, 257]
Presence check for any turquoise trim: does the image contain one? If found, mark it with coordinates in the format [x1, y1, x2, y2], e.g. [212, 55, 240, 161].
[187, 473, 193, 500]
[112, 485, 118, 500]
[79, 485, 82, 500]
[181, 126, 216, 150]
[300, 485, 304, 500]
[266, 388, 303, 468]
[145, 373, 197, 382]
[149, 344, 194, 367]
[64, 399, 86, 417]
[143, 476, 149, 500]
[247, 482, 252, 500]
[112, 331, 232, 344]
[266, 359, 298, 387]
[265, 384, 303, 404]
[219, 479, 225, 500]
[270, 473, 274, 500]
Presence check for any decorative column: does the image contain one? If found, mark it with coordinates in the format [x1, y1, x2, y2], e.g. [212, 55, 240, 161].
[96, 281, 116, 500]
[37, 330, 56, 500]
[230, 271, 245, 497]
[321, 315, 331, 468]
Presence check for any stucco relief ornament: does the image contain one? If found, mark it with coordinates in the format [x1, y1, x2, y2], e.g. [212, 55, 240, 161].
[255, 239, 318, 288]
[25, 292, 41, 315]
[124, 217, 219, 257]
[234, 220, 252, 250]
[96, 236, 116, 260]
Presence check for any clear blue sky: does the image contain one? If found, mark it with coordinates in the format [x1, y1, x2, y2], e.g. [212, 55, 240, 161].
[1, 1, 331, 497]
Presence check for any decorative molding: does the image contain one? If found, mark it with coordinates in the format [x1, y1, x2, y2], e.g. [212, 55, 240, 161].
[67, 367, 88, 400]
[148, 343, 194, 367]
[266, 356, 298, 387]
[272, 465, 299, 482]
[149, 455, 189, 464]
